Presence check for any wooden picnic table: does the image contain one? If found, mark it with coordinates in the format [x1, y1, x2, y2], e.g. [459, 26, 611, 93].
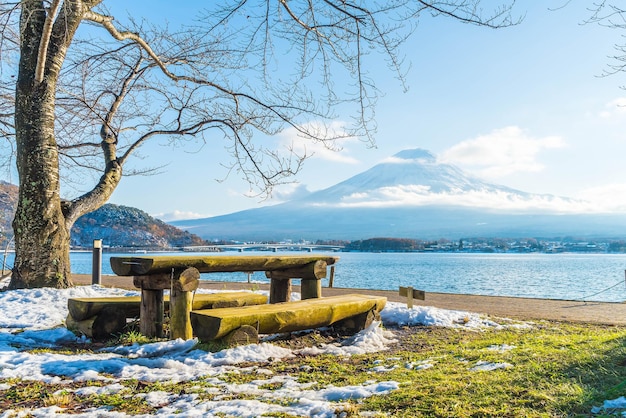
[109, 254, 340, 338]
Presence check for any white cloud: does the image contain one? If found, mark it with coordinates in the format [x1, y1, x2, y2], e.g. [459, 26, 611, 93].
[277, 121, 360, 164]
[576, 183, 626, 212]
[153, 210, 210, 222]
[271, 183, 312, 202]
[599, 97, 626, 119]
[439, 126, 566, 179]
[310, 185, 604, 214]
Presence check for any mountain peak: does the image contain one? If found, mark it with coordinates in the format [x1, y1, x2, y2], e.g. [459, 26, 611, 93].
[296, 147, 588, 213]
[392, 149, 436, 162]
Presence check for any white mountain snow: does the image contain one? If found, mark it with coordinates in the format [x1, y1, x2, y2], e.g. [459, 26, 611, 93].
[301, 149, 592, 214]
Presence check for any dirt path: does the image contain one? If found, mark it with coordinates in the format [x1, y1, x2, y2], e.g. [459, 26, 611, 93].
[74, 274, 626, 326]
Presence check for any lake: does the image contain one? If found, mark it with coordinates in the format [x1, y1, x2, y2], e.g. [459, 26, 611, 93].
[4, 251, 626, 302]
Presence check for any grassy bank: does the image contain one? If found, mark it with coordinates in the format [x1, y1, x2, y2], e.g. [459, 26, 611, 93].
[4, 320, 626, 417]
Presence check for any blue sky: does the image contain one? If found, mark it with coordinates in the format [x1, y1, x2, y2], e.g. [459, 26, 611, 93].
[26, 2, 626, 220]
[87, 2, 626, 220]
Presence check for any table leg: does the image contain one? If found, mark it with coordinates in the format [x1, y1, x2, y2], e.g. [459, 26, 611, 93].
[140, 288, 164, 338]
[301, 279, 322, 299]
[269, 278, 291, 303]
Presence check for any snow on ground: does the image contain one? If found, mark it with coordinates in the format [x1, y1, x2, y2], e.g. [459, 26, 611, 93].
[0, 284, 531, 416]
[592, 396, 626, 415]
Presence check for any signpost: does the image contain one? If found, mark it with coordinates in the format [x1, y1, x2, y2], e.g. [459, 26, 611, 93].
[399, 286, 425, 309]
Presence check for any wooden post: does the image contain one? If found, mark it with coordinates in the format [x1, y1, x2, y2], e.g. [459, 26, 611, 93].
[399, 286, 425, 309]
[170, 267, 200, 340]
[301, 279, 322, 300]
[269, 278, 292, 303]
[328, 265, 335, 288]
[406, 286, 414, 309]
[134, 273, 170, 339]
[140, 288, 164, 338]
[91, 239, 102, 285]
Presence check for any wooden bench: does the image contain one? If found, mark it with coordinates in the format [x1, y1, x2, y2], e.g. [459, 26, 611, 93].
[66, 292, 268, 341]
[109, 254, 340, 339]
[190, 294, 387, 343]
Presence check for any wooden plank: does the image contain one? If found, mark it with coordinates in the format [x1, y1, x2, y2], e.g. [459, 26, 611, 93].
[133, 273, 170, 290]
[110, 255, 340, 276]
[68, 292, 268, 321]
[132, 268, 201, 291]
[399, 286, 426, 301]
[190, 294, 387, 342]
[191, 292, 268, 309]
[264, 260, 328, 280]
[68, 296, 141, 321]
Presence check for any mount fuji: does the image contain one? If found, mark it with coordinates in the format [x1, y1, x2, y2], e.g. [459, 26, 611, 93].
[171, 149, 626, 240]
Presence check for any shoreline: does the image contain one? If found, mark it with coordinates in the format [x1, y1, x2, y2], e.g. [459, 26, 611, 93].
[71, 274, 626, 326]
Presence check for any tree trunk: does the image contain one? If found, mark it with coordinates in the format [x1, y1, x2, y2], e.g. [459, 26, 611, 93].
[9, 3, 73, 289]
[9, 1, 118, 289]
[10, 95, 73, 288]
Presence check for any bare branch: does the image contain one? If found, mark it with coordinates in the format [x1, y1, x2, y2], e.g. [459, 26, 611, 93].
[583, 2, 626, 84]
[35, 0, 61, 83]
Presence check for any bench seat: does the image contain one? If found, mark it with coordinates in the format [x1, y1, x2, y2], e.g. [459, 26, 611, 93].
[190, 294, 387, 342]
[68, 292, 268, 321]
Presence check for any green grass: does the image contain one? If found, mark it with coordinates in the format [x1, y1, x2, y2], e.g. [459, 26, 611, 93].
[355, 323, 626, 417]
[4, 321, 626, 416]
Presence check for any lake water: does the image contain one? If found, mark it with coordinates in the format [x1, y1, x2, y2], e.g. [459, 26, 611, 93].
[4, 251, 626, 302]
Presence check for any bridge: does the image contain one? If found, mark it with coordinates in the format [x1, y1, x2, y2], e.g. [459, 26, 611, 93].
[181, 243, 344, 252]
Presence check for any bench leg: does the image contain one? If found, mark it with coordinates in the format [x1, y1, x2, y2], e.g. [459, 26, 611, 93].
[333, 309, 378, 335]
[140, 289, 164, 338]
[66, 306, 126, 341]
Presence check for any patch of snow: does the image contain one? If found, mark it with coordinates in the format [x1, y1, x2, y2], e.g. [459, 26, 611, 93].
[381, 302, 505, 329]
[470, 361, 514, 371]
[591, 396, 626, 414]
[487, 344, 516, 352]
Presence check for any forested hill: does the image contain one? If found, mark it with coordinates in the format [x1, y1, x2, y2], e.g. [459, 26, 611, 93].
[71, 204, 209, 249]
[0, 182, 208, 249]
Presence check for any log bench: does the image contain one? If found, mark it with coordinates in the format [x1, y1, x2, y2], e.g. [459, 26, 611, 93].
[66, 292, 268, 341]
[108, 254, 340, 339]
[190, 294, 387, 343]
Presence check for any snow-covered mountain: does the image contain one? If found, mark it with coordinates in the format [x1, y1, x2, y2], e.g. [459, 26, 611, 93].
[297, 149, 586, 213]
[304, 149, 512, 202]
[171, 149, 626, 240]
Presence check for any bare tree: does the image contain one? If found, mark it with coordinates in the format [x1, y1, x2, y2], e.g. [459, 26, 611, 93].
[586, 2, 626, 83]
[0, 0, 518, 289]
